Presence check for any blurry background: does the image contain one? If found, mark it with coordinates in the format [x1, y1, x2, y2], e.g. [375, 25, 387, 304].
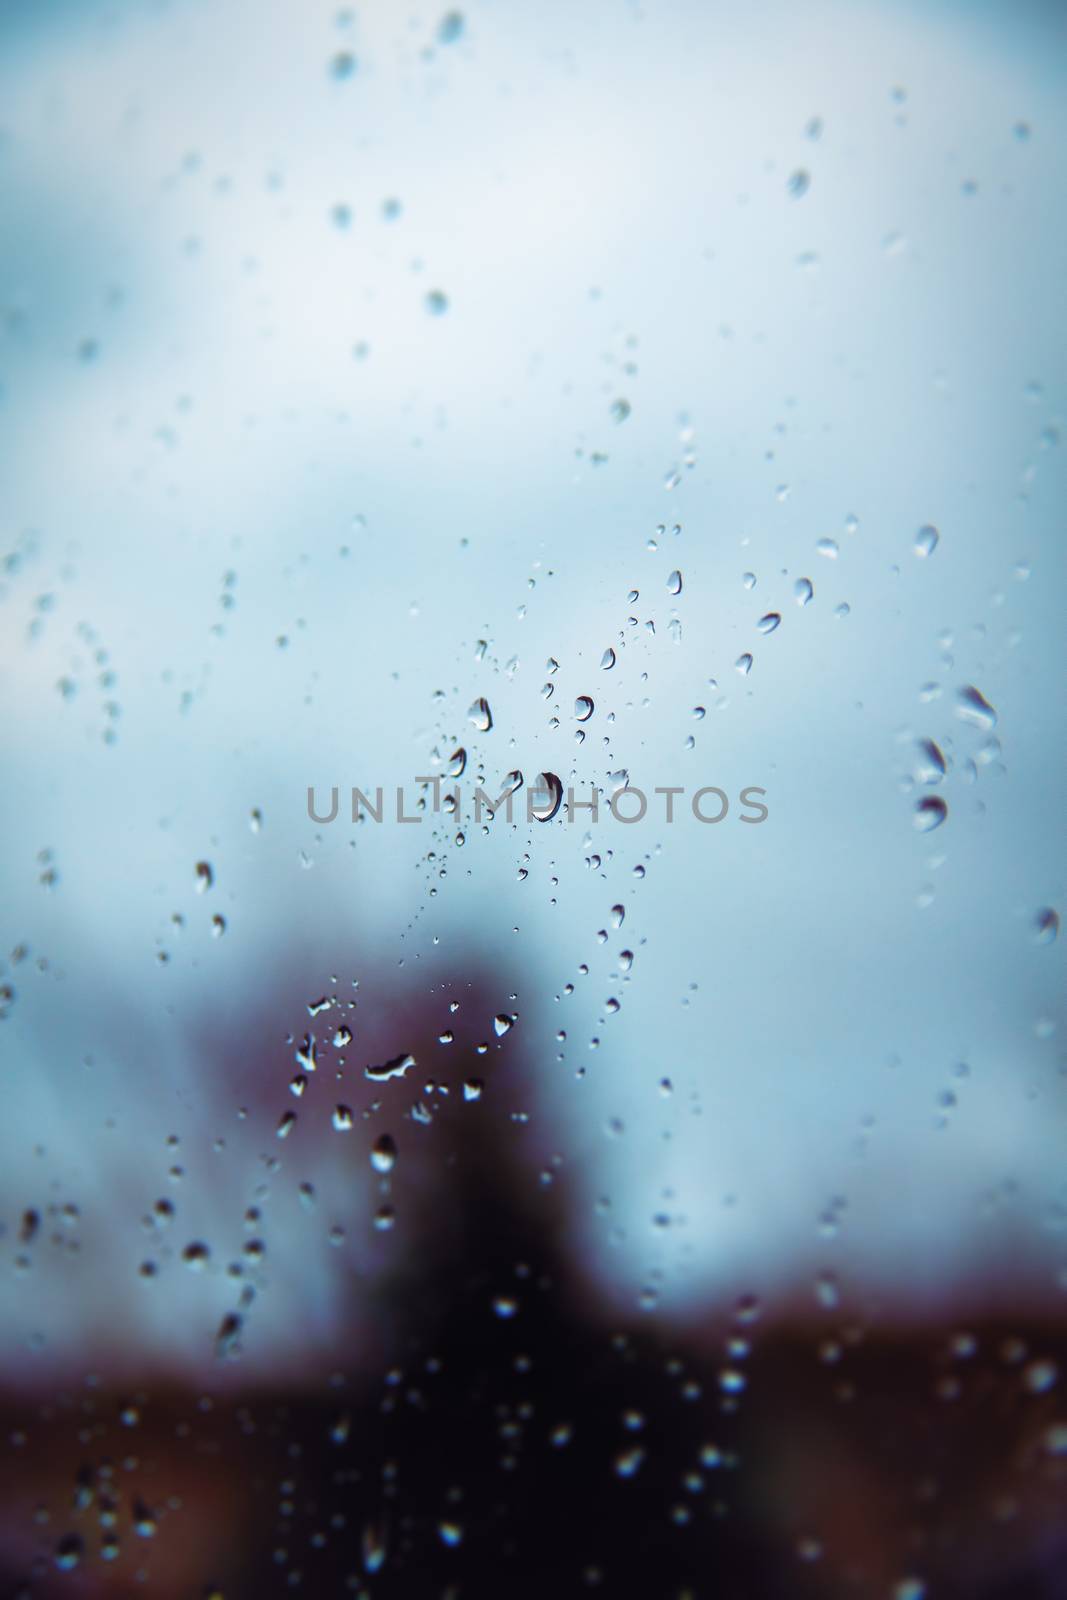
[0, 0, 1065, 1593]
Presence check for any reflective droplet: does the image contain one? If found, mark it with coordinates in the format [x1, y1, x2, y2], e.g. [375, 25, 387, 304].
[914, 523, 939, 558]
[956, 684, 997, 730]
[916, 739, 946, 783]
[468, 697, 493, 731]
[371, 1134, 397, 1173]
[667, 569, 683, 596]
[735, 653, 753, 676]
[914, 795, 948, 832]
[448, 747, 467, 777]
[365, 1052, 416, 1082]
[575, 695, 595, 722]
[610, 904, 625, 928]
[493, 1013, 514, 1036]
[816, 538, 839, 559]
[794, 577, 814, 606]
[332, 1105, 354, 1132]
[1033, 908, 1060, 945]
[600, 648, 616, 670]
[463, 1078, 484, 1101]
[787, 169, 811, 198]
[611, 398, 631, 423]
[195, 860, 213, 892]
[757, 612, 781, 634]
[530, 773, 563, 822]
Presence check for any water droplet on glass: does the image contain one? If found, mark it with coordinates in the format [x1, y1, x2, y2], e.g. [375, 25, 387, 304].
[1033, 908, 1060, 945]
[425, 289, 449, 316]
[371, 1134, 397, 1173]
[611, 398, 631, 423]
[195, 861, 214, 892]
[787, 169, 811, 198]
[600, 648, 616, 670]
[956, 684, 997, 730]
[575, 695, 595, 722]
[816, 538, 839, 559]
[365, 1052, 416, 1083]
[530, 773, 563, 822]
[667, 569, 683, 596]
[914, 523, 940, 558]
[794, 578, 813, 606]
[757, 612, 781, 634]
[468, 696, 493, 731]
[735, 653, 753, 676]
[916, 739, 946, 783]
[448, 747, 467, 776]
[914, 795, 948, 833]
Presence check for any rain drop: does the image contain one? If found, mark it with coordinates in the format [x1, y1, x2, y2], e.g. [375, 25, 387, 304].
[530, 773, 563, 822]
[914, 795, 948, 833]
[956, 685, 997, 731]
[468, 697, 493, 731]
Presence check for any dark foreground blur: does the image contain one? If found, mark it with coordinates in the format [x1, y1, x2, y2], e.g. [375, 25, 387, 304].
[3, 1102, 1065, 1600]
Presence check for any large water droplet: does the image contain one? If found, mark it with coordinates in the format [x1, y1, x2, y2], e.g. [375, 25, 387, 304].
[916, 739, 946, 783]
[914, 795, 948, 832]
[794, 578, 813, 606]
[956, 685, 997, 730]
[667, 569, 683, 596]
[365, 1052, 416, 1082]
[757, 612, 781, 634]
[530, 773, 563, 822]
[468, 697, 493, 731]
[575, 695, 595, 722]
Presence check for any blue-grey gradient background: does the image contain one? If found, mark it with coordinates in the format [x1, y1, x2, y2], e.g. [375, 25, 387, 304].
[0, 0, 1064, 1384]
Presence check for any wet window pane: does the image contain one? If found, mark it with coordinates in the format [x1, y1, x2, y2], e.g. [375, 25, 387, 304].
[1, 1, 1064, 1594]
